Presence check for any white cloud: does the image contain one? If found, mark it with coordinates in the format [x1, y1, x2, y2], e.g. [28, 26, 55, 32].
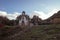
[0, 9, 60, 20]
[6, 12, 21, 20]
[0, 11, 21, 20]
[30, 9, 60, 20]
[0, 11, 7, 16]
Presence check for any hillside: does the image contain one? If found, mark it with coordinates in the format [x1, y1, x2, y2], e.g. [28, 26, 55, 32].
[42, 11, 60, 24]
[0, 24, 60, 40]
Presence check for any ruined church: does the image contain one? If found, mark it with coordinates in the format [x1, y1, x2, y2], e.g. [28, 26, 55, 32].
[16, 11, 42, 26]
[16, 11, 30, 26]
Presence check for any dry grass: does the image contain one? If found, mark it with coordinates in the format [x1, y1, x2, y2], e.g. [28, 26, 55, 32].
[0, 24, 60, 40]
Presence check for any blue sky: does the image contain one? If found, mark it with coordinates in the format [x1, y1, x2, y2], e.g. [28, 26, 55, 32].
[0, 0, 60, 20]
[0, 0, 60, 13]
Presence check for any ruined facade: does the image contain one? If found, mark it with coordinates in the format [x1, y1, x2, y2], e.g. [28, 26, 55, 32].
[16, 11, 30, 26]
[31, 15, 42, 25]
[16, 11, 42, 26]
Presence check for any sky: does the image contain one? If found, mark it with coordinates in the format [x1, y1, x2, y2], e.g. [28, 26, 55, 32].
[0, 0, 60, 20]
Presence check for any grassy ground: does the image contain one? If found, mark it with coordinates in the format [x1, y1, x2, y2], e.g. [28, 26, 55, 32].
[0, 24, 60, 40]
[17, 24, 60, 40]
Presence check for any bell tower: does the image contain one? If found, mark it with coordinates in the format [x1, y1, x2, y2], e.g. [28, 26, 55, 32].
[18, 11, 30, 26]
